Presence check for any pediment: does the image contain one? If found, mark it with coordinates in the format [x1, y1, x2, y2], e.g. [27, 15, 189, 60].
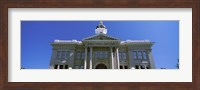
[82, 34, 119, 41]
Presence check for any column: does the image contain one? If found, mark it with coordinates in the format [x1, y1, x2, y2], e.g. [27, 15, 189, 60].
[84, 47, 88, 69]
[89, 47, 93, 69]
[116, 48, 120, 69]
[110, 47, 114, 69]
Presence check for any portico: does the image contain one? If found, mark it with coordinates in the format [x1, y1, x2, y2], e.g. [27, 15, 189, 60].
[83, 46, 120, 69]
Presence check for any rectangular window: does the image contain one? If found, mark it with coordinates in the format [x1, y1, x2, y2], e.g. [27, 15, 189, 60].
[142, 51, 147, 60]
[59, 65, 63, 69]
[133, 51, 137, 59]
[76, 52, 80, 60]
[54, 65, 58, 69]
[100, 51, 103, 59]
[123, 52, 126, 60]
[94, 51, 98, 59]
[56, 51, 61, 58]
[104, 51, 108, 59]
[61, 51, 66, 59]
[81, 52, 85, 60]
[137, 51, 143, 59]
[65, 65, 68, 69]
[119, 52, 122, 59]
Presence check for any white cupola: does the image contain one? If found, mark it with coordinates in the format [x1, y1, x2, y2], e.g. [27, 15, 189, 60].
[95, 21, 107, 34]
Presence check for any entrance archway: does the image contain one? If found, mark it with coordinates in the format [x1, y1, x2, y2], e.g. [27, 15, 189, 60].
[95, 64, 107, 69]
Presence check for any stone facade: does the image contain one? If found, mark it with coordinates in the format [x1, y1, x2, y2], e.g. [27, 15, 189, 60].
[49, 21, 155, 69]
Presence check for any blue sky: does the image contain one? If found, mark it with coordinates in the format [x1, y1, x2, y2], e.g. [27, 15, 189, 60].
[21, 21, 179, 69]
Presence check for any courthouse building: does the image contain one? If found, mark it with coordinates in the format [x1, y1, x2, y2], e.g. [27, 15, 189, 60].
[49, 21, 155, 69]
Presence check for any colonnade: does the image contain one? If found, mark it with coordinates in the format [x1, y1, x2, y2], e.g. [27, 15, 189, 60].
[84, 47, 120, 69]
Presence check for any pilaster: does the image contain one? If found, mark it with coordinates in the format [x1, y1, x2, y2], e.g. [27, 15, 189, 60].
[147, 49, 156, 69]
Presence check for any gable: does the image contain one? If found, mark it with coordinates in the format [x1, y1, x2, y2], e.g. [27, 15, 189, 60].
[82, 34, 119, 41]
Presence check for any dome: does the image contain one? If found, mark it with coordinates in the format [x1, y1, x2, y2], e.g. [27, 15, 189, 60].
[95, 21, 107, 34]
[96, 21, 106, 29]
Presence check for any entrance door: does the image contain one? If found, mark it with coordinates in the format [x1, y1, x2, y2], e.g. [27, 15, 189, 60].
[95, 64, 107, 69]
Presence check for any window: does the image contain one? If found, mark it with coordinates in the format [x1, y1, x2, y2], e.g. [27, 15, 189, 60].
[59, 65, 63, 69]
[138, 51, 143, 59]
[94, 51, 98, 59]
[56, 51, 61, 58]
[142, 51, 147, 60]
[133, 51, 137, 59]
[61, 51, 66, 59]
[94, 51, 108, 59]
[99, 51, 103, 59]
[65, 65, 68, 69]
[81, 52, 85, 60]
[123, 52, 126, 60]
[119, 51, 126, 60]
[76, 52, 80, 60]
[54, 65, 58, 69]
[119, 52, 122, 59]
[133, 51, 147, 60]
[104, 51, 108, 59]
